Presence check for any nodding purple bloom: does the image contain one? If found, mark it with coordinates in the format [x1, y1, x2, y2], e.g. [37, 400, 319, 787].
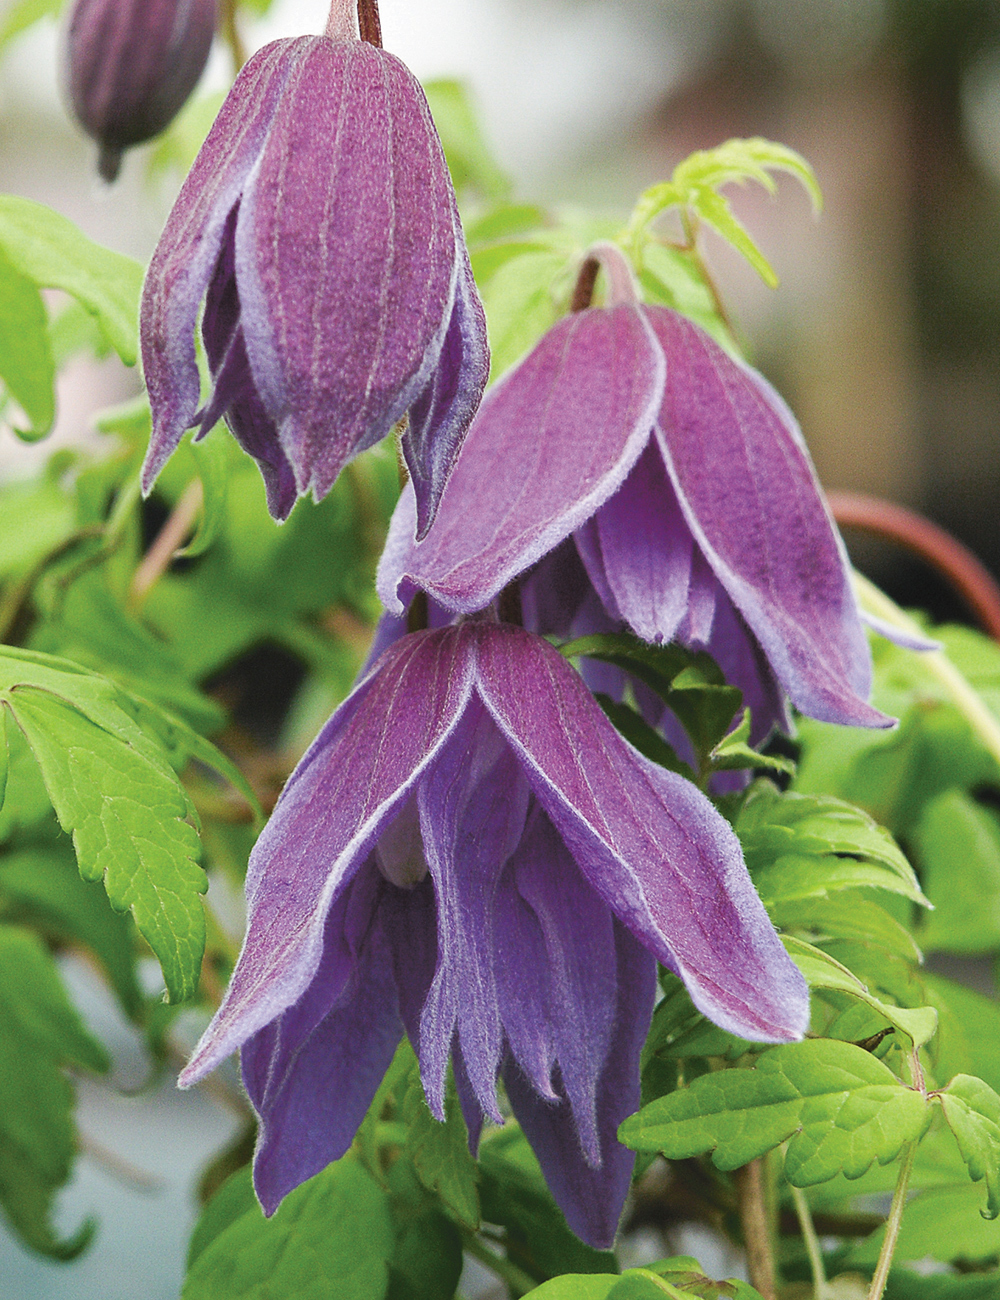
[66, 0, 217, 182]
[379, 243, 896, 739]
[141, 25, 488, 527]
[179, 619, 808, 1247]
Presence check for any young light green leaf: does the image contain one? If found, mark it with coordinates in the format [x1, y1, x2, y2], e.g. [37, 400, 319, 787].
[402, 1076, 480, 1229]
[0, 246, 55, 438]
[784, 935, 937, 1048]
[0, 195, 143, 363]
[186, 1166, 259, 1270]
[474, 247, 567, 377]
[0, 0, 61, 48]
[938, 1076, 1000, 1219]
[0, 923, 108, 1259]
[711, 710, 795, 777]
[767, 894, 921, 964]
[0, 648, 208, 1001]
[524, 1277, 619, 1299]
[423, 79, 511, 200]
[619, 1039, 929, 1186]
[183, 1158, 394, 1300]
[737, 782, 926, 905]
[914, 789, 1000, 953]
[465, 203, 548, 248]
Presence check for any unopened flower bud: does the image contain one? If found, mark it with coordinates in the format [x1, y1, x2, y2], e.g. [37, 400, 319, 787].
[65, 0, 217, 181]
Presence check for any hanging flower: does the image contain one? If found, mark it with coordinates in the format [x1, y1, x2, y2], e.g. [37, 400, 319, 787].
[65, 0, 217, 181]
[179, 619, 808, 1247]
[379, 243, 894, 735]
[141, 14, 488, 527]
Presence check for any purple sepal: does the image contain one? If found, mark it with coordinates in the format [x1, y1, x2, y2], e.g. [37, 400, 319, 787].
[142, 35, 488, 523]
[66, 0, 216, 181]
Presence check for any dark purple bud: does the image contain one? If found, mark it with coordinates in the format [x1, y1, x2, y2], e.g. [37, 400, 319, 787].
[66, 0, 217, 181]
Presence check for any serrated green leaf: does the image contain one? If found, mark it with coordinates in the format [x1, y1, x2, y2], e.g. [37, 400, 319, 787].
[0, 923, 107, 1258]
[0, 838, 142, 1017]
[0, 245, 55, 437]
[619, 1039, 929, 1186]
[403, 1076, 480, 1228]
[712, 710, 795, 777]
[0, 196, 143, 363]
[0, 651, 207, 1000]
[183, 1158, 394, 1299]
[914, 790, 1000, 953]
[938, 1076, 1000, 1219]
[767, 894, 921, 964]
[784, 935, 937, 1048]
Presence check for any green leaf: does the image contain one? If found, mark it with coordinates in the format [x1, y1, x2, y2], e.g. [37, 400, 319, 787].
[637, 241, 728, 345]
[923, 975, 1000, 1096]
[465, 203, 548, 248]
[0, 473, 76, 579]
[639, 1258, 764, 1299]
[593, 694, 694, 779]
[183, 1158, 394, 1299]
[479, 1126, 618, 1281]
[385, 1158, 463, 1300]
[0, 837, 143, 1018]
[938, 1075, 1000, 1219]
[0, 195, 143, 363]
[180, 427, 230, 558]
[737, 782, 926, 905]
[526, 1278, 619, 1299]
[0, 648, 207, 1001]
[147, 91, 227, 179]
[783, 935, 938, 1049]
[767, 893, 921, 964]
[0, 923, 108, 1258]
[423, 79, 510, 200]
[711, 710, 795, 778]
[619, 1039, 929, 1185]
[0, 245, 55, 437]
[526, 1262, 764, 1300]
[473, 247, 567, 377]
[913, 789, 1000, 953]
[852, 1183, 1000, 1268]
[0, 0, 61, 48]
[187, 1166, 259, 1270]
[402, 1075, 480, 1228]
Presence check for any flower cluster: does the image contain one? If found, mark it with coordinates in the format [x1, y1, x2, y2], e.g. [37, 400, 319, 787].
[160, 6, 892, 1253]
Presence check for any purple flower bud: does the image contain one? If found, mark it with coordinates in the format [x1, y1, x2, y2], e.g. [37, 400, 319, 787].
[65, 0, 217, 181]
[140, 33, 489, 526]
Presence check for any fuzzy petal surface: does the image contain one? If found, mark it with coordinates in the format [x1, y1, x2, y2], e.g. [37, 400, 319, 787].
[140, 40, 297, 496]
[473, 622, 809, 1043]
[236, 38, 461, 501]
[379, 305, 665, 614]
[648, 307, 891, 729]
[179, 628, 476, 1085]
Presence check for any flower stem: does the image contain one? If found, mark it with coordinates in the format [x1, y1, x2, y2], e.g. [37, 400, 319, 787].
[219, 0, 247, 74]
[570, 257, 599, 312]
[461, 1231, 536, 1297]
[867, 1141, 916, 1300]
[357, 0, 382, 47]
[129, 477, 203, 607]
[789, 1178, 830, 1300]
[735, 1159, 776, 1300]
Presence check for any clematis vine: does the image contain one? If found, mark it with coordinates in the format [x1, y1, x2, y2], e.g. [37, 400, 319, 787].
[379, 241, 896, 742]
[140, 0, 488, 527]
[65, 0, 217, 181]
[179, 619, 809, 1247]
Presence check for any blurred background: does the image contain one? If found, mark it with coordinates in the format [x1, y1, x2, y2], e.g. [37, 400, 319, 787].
[3, 0, 1000, 1294]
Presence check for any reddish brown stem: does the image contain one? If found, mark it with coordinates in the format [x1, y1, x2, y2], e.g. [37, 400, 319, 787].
[570, 257, 600, 313]
[827, 491, 1000, 642]
[735, 1160, 776, 1300]
[358, 0, 382, 47]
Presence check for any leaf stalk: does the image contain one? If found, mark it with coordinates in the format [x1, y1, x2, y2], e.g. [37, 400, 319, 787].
[867, 1141, 916, 1300]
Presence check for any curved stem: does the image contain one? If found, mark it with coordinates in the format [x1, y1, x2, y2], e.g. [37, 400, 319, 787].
[219, 0, 247, 74]
[828, 491, 1000, 641]
[735, 1159, 776, 1300]
[570, 256, 599, 313]
[867, 1142, 916, 1300]
[358, 0, 382, 47]
[789, 1179, 829, 1300]
[129, 478, 203, 608]
[461, 1231, 536, 1297]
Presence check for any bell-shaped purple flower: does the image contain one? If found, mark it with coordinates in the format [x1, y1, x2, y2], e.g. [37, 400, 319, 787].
[379, 243, 893, 735]
[141, 27, 488, 527]
[179, 619, 808, 1248]
[65, 0, 217, 182]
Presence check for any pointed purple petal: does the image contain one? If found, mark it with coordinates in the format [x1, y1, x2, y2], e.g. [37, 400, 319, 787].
[418, 699, 531, 1121]
[472, 623, 809, 1043]
[404, 241, 490, 539]
[499, 806, 619, 1164]
[243, 868, 404, 1213]
[140, 40, 297, 496]
[503, 919, 655, 1250]
[379, 305, 665, 615]
[588, 441, 694, 644]
[647, 306, 891, 729]
[235, 38, 461, 501]
[179, 628, 476, 1085]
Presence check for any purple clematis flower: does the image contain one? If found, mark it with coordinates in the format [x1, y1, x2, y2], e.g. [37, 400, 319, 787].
[379, 242, 895, 738]
[141, 10, 488, 527]
[66, 0, 217, 181]
[179, 618, 808, 1247]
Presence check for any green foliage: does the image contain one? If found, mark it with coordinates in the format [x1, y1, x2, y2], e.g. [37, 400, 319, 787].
[0, 922, 108, 1258]
[913, 789, 1000, 953]
[0, 244, 55, 438]
[620, 1039, 929, 1184]
[625, 138, 821, 289]
[183, 1159, 395, 1299]
[0, 0, 62, 50]
[526, 1258, 765, 1299]
[401, 1074, 480, 1229]
[424, 79, 510, 200]
[938, 1075, 1000, 1219]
